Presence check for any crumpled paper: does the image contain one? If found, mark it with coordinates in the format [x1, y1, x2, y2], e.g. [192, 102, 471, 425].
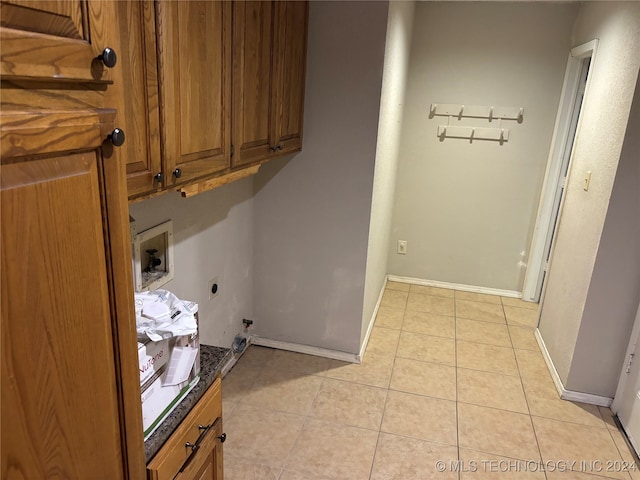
[135, 289, 198, 341]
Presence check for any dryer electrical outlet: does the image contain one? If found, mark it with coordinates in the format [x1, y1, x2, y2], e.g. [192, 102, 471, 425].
[208, 277, 219, 301]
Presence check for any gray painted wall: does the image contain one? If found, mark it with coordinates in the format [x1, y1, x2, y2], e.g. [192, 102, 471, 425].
[129, 179, 254, 349]
[252, 1, 388, 354]
[538, 2, 640, 392]
[387, 2, 578, 292]
[566, 74, 640, 397]
[362, 1, 415, 347]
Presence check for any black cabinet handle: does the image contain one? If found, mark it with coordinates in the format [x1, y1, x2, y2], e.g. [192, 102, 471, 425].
[180, 423, 214, 474]
[173, 168, 182, 179]
[277, 144, 284, 150]
[98, 47, 117, 68]
[217, 433, 227, 443]
[154, 172, 163, 182]
[108, 128, 125, 147]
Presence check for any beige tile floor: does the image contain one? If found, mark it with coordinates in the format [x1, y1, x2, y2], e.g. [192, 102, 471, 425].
[222, 282, 640, 480]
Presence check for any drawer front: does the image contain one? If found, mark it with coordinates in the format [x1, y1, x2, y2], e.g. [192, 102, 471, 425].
[147, 377, 222, 480]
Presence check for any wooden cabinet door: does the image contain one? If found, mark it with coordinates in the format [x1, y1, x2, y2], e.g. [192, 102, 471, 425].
[272, 1, 308, 155]
[156, 1, 232, 186]
[0, 0, 117, 83]
[173, 420, 224, 480]
[231, 1, 276, 168]
[0, 112, 128, 480]
[116, 0, 162, 199]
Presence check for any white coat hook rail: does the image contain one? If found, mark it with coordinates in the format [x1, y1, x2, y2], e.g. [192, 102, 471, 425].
[430, 103, 524, 121]
[437, 125, 510, 142]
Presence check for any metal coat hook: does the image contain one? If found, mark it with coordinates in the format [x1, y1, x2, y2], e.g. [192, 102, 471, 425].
[518, 108, 524, 123]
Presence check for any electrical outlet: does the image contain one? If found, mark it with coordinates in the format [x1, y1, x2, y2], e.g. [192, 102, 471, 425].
[397, 240, 407, 255]
[208, 276, 219, 300]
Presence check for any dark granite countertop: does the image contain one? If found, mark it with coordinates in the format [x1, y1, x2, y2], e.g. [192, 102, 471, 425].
[144, 344, 232, 463]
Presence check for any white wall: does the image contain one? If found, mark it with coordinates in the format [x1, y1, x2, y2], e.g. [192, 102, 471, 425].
[387, 2, 578, 292]
[252, 1, 388, 354]
[568, 76, 640, 397]
[361, 1, 415, 346]
[538, 2, 640, 393]
[128, 179, 254, 349]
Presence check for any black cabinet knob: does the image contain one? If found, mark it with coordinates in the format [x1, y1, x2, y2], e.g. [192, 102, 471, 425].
[277, 144, 284, 150]
[108, 128, 125, 146]
[99, 47, 117, 68]
[154, 172, 164, 182]
[217, 433, 227, 443]
[173, 168, 182, 179]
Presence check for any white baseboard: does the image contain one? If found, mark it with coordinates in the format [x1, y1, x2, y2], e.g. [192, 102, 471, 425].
[358, 278, 387, 361]
[220, 335, 255, 377]
[561, 389, 613, 407]
[220, 354, 238, 377]
[535, 329, 613, 407]
[250, 336, 360, 364]
[387, 274, 521, 299]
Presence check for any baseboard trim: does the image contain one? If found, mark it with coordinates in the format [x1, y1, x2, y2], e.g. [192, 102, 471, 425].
[358, 278, 387, 361]
[387, 275, 521, 299]
[534, 329, 613, 407]
[220, 335, 255, 377]
[220, 354, 238, 377]
[561, 389, 613, 407]
[250, 336, 360, 364]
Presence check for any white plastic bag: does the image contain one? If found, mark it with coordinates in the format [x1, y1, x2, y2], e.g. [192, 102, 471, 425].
[134, 289, 198, 341]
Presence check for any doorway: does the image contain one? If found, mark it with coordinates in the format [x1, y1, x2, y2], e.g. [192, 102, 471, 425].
[523, 40, 597, 303]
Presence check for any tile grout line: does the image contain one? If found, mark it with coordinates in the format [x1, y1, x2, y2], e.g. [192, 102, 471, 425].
[368, 297, 403, 480]
[508, 309, 549, 480]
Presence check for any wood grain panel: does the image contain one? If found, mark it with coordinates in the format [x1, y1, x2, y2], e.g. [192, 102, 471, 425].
[0, 79, 108, 112]
[179, 164, 260, 198]
[0, 1, 117, 83]
[1, 0, 86, 39]
[115, 0, 162, 198]
[1, 150, 124, 480]
[146, 378, 222, 480]
[99, 113, 148, 480]
[272, 1, 307, 153]
[231, 0, 275, 168]
[0, 109, 114, 157]
[157, 0, 231, 185]
[173, 420, 222, 480]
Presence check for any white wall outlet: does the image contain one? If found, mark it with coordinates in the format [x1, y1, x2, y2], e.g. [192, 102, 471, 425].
[397, 240, 407, 255]
[208, 276, 219, 300]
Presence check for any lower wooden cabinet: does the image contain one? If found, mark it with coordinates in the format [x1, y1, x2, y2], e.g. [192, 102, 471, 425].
[0, 109, 146, 479]
[147, 378, 224, 480]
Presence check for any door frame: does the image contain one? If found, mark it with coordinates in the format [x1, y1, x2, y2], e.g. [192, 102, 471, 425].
[612, 300, 640, 452]
[522, 39, 598, 302]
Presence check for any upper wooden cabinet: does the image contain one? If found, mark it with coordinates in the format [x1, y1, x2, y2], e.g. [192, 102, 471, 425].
[115, 1, 162, 198]
[232, 1, 308, 168]
[156, 1, 232, 187]
[0, 0, 117, 83]
[120, 0, 308, 200]
[271, 1, 308, 155]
